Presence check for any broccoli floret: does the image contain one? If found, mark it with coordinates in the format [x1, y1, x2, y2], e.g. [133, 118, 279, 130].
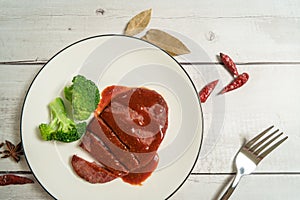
[39, 123, 56, 140]
[54, 122, 87, 142]
[64, 84, 73, 102]
[64, 75, 100, 121]
[38, 97, 86, 143]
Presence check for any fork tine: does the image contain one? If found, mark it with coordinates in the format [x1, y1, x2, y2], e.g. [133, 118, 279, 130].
[258, 135, 288, 160]
[253, 132, 283, 155]
[244, 125, 274, 149]
[249, 129, 279, 152]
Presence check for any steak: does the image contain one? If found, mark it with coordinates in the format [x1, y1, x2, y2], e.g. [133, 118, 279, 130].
[72, 85, 168, 185]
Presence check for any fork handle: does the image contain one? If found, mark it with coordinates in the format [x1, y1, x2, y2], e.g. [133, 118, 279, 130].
[219, 185, 236, 200]
[219, 174, 241, 200]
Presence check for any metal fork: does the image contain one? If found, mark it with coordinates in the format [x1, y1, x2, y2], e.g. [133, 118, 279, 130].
[219, 125, 288, 200]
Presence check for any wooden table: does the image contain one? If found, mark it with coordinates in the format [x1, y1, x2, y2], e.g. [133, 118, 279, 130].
[1, 1, 300, 199]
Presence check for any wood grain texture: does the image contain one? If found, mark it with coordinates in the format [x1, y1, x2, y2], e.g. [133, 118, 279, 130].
[186, 64, 300, 173]
[0, 1, 299, 199]
[172, 174, 300, 200]
[0, 174, 298, 200]
[0, 0, 300, 62]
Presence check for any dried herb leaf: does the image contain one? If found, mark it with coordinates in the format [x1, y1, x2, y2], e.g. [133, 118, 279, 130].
[124, 9, 152, 36]
[141, 29, 191, 56]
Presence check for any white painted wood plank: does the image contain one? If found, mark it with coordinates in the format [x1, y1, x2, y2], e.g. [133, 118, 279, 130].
[2, 0, 300, 17]
[1, 0, 300, 62]
[0, 65, 40, 140]
[171, 174, 300, 200]
[190, 64, 300, 173]
[0, 65, 40, 171]
[0, 174, 298, 200]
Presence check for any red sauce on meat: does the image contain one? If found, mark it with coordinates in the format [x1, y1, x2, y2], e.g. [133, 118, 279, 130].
[74, 85, 168, 185]
[98, 86, 168, 152]
[121, 154, 159, 185]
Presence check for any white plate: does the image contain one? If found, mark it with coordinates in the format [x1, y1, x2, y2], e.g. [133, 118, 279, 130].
[21, 35, 203, 200]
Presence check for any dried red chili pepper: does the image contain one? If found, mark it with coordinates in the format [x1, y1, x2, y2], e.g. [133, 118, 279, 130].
[220, 53, 239, 77]
[221, 72, 249, 94]
[0, 174, 34, 186]
[199, 79, 219, 103]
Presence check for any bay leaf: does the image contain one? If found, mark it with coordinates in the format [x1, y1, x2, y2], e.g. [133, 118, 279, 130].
[124, 9, 152, 36]
[141, 29, 191, 56]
